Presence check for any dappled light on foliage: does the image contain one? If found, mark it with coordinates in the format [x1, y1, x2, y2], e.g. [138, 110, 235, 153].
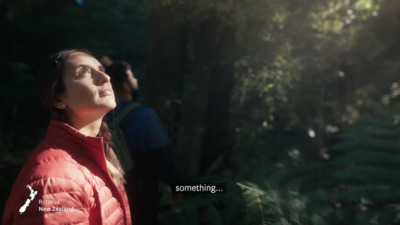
[2, 0, 400, 224]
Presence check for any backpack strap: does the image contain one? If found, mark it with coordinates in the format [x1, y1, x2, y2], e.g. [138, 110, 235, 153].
[110, 102, 141, 172]
[115, 102, 141, 124]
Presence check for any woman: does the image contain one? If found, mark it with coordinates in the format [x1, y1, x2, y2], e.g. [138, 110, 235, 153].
[2, 50, 131, 225]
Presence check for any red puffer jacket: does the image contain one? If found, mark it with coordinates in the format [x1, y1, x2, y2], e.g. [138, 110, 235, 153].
[2, 119, 132, 225]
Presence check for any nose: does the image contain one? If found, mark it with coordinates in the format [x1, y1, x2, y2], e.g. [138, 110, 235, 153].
[96, 70, 111, 85]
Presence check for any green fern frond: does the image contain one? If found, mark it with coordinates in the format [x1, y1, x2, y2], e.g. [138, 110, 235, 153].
[336, 185, 400, 204]
[331, 139, 400, 153]
[238, 182, 311, 225]
[329, 150, 400, 167]
[239, 114, 400, 225]
[339, 127, 400, 139]
[330, 166, 400, 184]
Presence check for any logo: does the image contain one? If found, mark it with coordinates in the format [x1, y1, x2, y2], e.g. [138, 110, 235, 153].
[19, 185, 37, 214]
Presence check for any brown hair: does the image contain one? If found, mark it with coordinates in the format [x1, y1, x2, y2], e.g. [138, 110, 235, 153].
[40, 49, 125, 185]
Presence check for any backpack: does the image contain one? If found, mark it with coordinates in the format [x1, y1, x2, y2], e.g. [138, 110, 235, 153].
[109, 102, 141, 172]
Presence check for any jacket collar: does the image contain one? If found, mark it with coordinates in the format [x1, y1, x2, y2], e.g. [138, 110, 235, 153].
[46, 119, 109, 174]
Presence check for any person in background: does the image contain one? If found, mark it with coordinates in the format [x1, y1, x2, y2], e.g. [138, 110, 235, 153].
[106, 61, 181, 225]
[2, 49, 131, 225]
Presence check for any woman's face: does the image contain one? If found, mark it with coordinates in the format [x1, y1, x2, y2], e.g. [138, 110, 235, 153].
[57, 52, 116, 121]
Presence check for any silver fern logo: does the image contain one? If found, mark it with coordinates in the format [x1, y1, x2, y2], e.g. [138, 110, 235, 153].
[19, 185, 38, 214]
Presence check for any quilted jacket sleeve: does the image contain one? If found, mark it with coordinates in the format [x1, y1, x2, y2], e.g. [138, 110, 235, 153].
[3, 176, 94, 225]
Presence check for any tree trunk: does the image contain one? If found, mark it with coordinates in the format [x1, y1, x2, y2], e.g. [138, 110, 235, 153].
[146, 1, 236, 178]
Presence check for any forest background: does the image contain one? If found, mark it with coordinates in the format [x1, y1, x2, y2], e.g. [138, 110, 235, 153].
[2, 0, 400, 224]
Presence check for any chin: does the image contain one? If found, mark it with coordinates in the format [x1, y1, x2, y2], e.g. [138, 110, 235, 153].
[107, 101, 117, 110]
[97, 104, 116, 115]
[103, 98, 116, 109]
